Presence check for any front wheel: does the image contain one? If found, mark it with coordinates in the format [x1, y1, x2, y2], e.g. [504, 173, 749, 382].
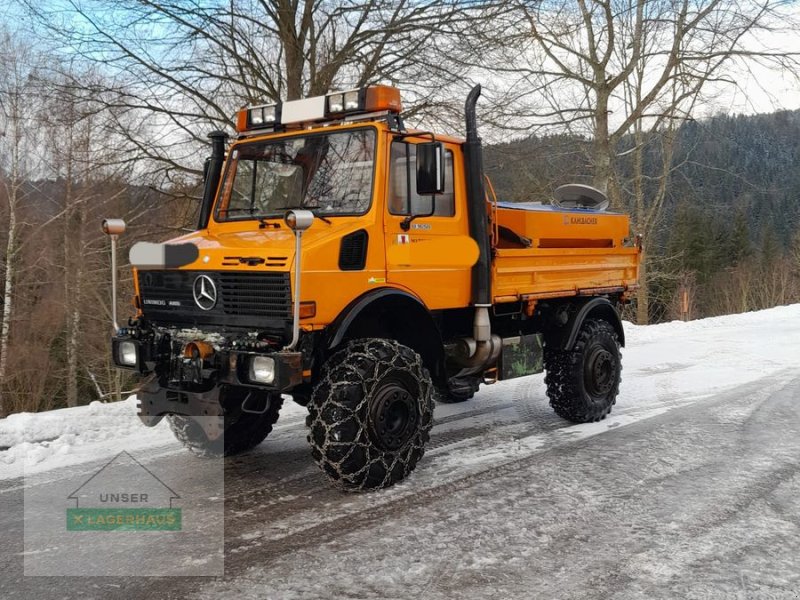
[307, 338, 434, 491]
[544, 318, 621, 423]
[167, 388, 283, 457]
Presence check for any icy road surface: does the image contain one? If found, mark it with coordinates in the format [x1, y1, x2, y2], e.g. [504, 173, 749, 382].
[2, 304, 800, 598]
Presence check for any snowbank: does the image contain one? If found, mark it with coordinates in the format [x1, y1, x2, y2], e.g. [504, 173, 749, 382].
[0, 397, 174, 479]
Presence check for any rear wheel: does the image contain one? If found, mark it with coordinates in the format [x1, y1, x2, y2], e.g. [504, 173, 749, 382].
[167, 387, 283, 457]
[544, 318, 621, 423]
[307, 338, 434, 491]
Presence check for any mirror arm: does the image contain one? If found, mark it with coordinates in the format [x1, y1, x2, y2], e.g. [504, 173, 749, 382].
[400, 199, 436, 231]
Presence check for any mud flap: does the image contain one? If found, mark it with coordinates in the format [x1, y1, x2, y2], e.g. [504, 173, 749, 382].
[498, 334, 543, 380]
[137, 377, 224, 439]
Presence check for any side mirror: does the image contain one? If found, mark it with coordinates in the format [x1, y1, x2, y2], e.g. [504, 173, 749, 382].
[416, 142, 445, 195]
[102, 218, 126, 236]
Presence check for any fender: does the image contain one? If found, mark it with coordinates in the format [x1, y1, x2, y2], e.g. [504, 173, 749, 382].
[326, 287, 446, 383]
[549, 297, 626, 351]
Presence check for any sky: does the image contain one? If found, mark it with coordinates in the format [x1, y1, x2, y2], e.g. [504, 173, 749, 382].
[701, 20, 800, 117]
[2, 0, 800, 147]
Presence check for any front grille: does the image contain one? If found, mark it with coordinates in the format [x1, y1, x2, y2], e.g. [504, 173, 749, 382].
[138, 270, 291, 328]
[217, 273, 291, 317]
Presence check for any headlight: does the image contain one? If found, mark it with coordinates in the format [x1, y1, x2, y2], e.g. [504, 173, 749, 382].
[248, 356, 275, 384]
[244, 103, 280, 129]
[326, 90, 364, 114]
[118, 341, 137, 366]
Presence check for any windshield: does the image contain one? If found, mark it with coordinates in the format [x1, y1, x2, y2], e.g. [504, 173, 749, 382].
[215, 128, 375, 221]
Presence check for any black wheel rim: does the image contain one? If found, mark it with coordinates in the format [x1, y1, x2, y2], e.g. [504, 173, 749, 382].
[584, 346, 616, 396]
[368, 380, 418, 451]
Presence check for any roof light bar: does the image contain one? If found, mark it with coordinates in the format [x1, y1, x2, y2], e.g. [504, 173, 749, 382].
[235, 85, 403, 133]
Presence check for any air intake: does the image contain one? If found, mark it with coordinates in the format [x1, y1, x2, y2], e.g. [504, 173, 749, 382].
[339, 230, 368, 271]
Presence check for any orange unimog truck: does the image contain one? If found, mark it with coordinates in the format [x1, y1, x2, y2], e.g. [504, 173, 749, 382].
[105, 85, 640, 490]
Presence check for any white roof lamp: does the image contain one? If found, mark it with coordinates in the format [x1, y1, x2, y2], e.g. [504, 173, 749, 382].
[235, 85, 402, 133]
[552, 184, 609, 211]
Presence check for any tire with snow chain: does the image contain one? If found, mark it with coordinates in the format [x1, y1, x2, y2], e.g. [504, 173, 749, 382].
[307, 338, 434, 491]
[167, 388, 283, 458]
[544, 318, 621, 423]
[436, 375, 481, 403]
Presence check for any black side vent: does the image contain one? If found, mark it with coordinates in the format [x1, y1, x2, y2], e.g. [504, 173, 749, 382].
[339, 229, 369, 271]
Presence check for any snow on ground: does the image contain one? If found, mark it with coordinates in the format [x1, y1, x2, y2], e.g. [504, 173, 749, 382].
[1, 303, 800, 481]
[0, 396, 309, 481]
[623, 304, 799, 397]
[0, 398, 173, 479]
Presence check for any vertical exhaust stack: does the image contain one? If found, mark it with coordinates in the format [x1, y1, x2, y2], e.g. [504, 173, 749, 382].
[455, 85, 500, 370]
[197, 130, 229, 230]
[463, 84, 492, 313]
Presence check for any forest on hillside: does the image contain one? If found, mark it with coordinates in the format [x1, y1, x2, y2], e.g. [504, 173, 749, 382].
[485, 110, 800, 322]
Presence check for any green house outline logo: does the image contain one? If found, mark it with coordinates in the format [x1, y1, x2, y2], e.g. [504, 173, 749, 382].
[66, 451, 182, 531]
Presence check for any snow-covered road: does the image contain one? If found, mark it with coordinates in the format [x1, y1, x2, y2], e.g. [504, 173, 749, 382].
[2, 305, 800, 598]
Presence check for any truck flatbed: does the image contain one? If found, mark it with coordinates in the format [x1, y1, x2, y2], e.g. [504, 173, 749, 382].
[492, 202, 640, 303]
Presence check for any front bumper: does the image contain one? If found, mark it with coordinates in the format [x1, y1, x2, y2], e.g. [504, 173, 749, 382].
[116, 329, 303, 428]
[111, 330, 303, 392]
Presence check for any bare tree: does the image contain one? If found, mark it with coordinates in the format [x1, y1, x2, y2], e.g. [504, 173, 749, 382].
[24, 0, 487, 189]
[44, 74, 105, 407]
[0, 24, 151, 413]
[469, 0, 799, 322]
[0, 29, 47, 416]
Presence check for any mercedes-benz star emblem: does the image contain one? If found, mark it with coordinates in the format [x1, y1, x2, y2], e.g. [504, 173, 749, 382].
[192, 275, 217, 311]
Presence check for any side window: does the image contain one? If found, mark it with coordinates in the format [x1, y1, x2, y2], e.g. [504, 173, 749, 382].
[389, 141, 455, 216]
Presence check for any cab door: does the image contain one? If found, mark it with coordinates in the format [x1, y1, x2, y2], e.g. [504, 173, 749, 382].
[384, 138, 479, 310]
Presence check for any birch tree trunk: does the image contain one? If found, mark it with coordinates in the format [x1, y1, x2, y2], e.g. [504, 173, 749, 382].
[636, 254, 649, 325]
[64, 151, 82, 408]
[0, 191, 16, 418]
[0, 94, 23, 417]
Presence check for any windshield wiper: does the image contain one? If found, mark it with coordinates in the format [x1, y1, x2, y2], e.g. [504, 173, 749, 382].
[258, 217, 281, 229]
[224, 206, 332, 225]
[222, 208, 281, 228]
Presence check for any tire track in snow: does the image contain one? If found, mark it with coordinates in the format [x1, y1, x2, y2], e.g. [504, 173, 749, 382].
[218, 372, 794, 571]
